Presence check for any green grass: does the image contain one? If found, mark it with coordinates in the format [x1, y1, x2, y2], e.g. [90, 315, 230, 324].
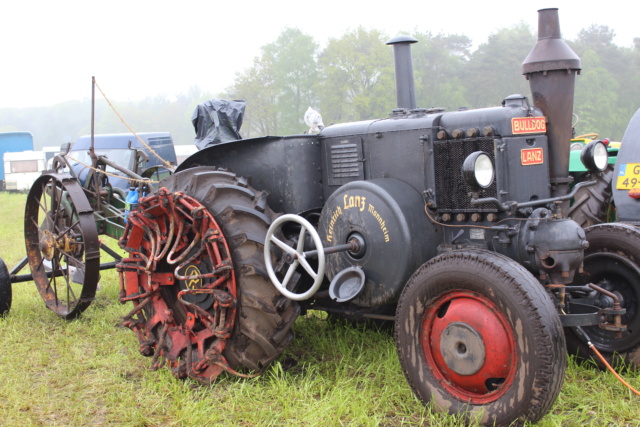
[1, 192, 639, 426]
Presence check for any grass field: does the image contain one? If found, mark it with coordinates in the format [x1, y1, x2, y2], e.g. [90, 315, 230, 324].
[0, 192, 638, 426]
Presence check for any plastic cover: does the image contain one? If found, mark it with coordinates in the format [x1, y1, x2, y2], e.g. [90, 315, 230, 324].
[191, 99, 245, 150]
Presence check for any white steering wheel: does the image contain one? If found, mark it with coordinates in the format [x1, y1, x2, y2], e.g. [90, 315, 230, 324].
[264, 214, 325, 301]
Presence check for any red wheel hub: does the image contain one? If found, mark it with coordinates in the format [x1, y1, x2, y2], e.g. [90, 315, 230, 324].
[117, 188, 237, 382]
[421, 290, 517, 403]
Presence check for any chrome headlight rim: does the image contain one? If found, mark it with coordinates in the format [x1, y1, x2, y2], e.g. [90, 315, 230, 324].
[463, 151, 495, 190]
[580, 140, 609, 172]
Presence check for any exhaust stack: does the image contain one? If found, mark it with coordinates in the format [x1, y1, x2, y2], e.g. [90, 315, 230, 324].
[523, 8, 581, 199]
[387, 35, 418, 110]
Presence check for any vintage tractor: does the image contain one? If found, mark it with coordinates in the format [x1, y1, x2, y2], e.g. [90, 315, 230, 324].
[568, 114, 640, 228]
[1, 7, 639, 427]
[568, 132, 619, 226]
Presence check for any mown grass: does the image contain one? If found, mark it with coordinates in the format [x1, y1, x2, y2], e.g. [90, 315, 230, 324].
[1, 192, 639, 426]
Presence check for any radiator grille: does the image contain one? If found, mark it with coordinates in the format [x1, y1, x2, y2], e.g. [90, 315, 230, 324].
[434, 138, 498, 211]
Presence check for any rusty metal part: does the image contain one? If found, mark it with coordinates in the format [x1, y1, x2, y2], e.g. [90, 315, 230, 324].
[117, 187, 239, 383]
[24, 172, 100, 319]
[588, 282, 627, 338]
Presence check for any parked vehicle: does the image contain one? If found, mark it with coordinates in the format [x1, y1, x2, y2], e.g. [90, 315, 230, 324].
[3, 150, 45, 191]
[612, 111, 640, 225]
[66, 132, 177, 191]
[568, 121, 640, 227]
[0, 132, 33, 190]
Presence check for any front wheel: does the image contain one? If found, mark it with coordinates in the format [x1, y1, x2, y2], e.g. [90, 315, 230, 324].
[565, 223, 640, 369]
[395, 250, 566, 426]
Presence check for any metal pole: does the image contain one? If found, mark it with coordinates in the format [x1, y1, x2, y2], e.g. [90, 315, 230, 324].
[91, 76, 95, 158]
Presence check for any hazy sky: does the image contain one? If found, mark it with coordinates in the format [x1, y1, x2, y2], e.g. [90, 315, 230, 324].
[1, 0, 637, 109]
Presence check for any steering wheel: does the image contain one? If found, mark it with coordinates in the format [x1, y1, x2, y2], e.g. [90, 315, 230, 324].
[264, 214, 325, 301]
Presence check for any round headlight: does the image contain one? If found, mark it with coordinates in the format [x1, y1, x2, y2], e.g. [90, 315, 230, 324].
[463, 152, 494, 190]
[580, 140, 609, 172]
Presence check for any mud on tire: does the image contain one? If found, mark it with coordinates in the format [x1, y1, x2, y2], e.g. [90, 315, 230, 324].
[124, 167, 300, 378]
[395, 250, 566, 426]
[167, 167, 300, 372]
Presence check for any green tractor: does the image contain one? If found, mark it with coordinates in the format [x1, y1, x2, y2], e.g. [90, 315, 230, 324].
[568, 109, 640, 227]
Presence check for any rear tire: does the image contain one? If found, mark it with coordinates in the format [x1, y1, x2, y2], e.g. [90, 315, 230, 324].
[395, 250, 565, 426]
[163, 167, 300, 372]
[120, 167, 300, 380]
[565, 223, 640, 369]
[568, 166, 615, 227]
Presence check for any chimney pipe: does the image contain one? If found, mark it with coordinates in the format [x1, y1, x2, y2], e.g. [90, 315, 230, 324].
[522, 8, 581, 199]
[387, 35, 418, 110]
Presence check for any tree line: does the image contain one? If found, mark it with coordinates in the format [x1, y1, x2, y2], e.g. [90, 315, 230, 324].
[2, 23, 638, 150]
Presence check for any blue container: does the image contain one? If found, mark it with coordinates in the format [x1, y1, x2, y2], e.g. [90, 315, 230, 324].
[124, 187, 139, 223]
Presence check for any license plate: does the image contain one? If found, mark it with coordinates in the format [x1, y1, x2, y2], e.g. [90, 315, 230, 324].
[616, 163, 640, 189]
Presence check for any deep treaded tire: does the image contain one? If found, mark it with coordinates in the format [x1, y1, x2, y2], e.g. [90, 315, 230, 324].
[565, 223, 640, 369]
[0, 257, 11, 317]
[162, 167, 300, 372]
[568, 166, 614, 227]
[395, 250, 566, 427]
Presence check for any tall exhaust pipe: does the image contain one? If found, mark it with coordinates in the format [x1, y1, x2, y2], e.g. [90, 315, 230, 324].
[522, 8, 581, 199]
[387, 35, 418, 110]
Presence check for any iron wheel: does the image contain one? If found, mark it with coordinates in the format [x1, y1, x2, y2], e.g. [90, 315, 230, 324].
[24, 173, 100, 319]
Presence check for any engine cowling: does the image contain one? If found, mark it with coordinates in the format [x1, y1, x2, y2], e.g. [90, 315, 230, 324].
[318, 178, 437, 307]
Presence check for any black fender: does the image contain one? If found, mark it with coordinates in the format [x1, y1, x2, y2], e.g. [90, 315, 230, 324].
[176, 135, 323, 214]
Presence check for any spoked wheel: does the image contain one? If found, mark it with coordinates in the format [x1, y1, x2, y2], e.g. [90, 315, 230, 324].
[565, 223, 640, 369]
[0, 257, 11, 317]
[118, 168, 300, 382]
[396, 250, 566, 426]
[24, 173, 100, 319]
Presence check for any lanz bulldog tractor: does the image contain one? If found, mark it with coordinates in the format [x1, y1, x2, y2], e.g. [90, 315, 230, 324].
[1, 7, 639, 427]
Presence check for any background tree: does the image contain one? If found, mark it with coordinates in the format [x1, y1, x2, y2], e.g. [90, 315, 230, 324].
[465, 24, 535, 108]
[571, 25, 638, 137]
[225, 63, 279, 137]
[226, 28, 318, 136]
[412, 32, 472, 110]
[261, 28, 319, 134]
[317, 27, 395, 123]
[573, 50, 621, 136]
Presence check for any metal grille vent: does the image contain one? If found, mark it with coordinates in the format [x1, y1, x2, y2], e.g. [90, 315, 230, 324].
[330, 143, 360, 179]
[433, 138, 498, 212]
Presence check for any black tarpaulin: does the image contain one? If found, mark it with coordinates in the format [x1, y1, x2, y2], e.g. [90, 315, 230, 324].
[192, 99, 245, 150]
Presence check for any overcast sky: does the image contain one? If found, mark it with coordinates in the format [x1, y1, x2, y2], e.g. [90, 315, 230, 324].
[1, 0, 637, 109]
